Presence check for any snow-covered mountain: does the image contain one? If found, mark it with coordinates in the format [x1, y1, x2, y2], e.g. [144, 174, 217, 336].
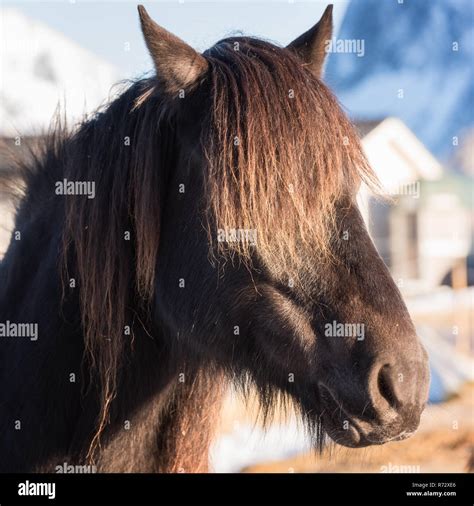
[326, 0, 474, 162]
[0, 8, 121, 137]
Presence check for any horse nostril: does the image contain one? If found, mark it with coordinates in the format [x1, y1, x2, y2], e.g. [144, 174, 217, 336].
[376, 364, 400, 409]
[370, 352, 430, 418]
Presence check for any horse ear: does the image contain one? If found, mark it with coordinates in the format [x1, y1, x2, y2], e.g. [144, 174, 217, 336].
[287, 4, 333, 77]
[138, 5, 209, 95]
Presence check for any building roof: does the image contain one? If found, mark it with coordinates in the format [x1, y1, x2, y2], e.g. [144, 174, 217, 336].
[356, 117, 443, 187]
[355, 119, 386, 138]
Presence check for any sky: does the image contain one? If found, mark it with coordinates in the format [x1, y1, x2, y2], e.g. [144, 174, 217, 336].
[2, 0, 349, 79]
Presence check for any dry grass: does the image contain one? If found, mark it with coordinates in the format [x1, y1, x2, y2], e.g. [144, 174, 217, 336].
[242, 428, 473, 473]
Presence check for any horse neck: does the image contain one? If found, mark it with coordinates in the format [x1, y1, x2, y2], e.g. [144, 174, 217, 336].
[95, 360, 225, 473]
[155, 368, 225, 472]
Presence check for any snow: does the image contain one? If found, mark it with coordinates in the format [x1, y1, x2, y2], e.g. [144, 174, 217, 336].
[210, 418, 312, 473]
[326, 0, 474, 159]
[419, 323, 474, 404]
[0, 8, 121, 137]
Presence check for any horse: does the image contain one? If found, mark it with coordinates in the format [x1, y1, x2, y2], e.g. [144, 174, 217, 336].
[0, 5, 429, 472]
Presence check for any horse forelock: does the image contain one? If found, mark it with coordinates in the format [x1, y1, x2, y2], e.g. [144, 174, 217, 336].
[200, 37, 379, 277]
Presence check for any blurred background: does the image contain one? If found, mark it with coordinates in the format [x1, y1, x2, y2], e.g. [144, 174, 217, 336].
[1, 0, 473, 473]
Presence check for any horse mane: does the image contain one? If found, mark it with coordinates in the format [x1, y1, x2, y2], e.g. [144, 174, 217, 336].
[59, 80, 175, 456]
[10, 79, 176, 458]
[12, 37, 378, 459]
